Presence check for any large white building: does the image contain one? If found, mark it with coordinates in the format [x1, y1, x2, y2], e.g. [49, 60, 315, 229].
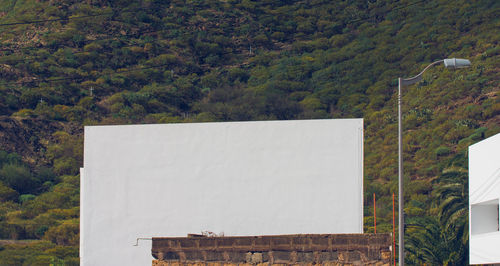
[469, 133, 500, 264]
[80, 119, 364, 266]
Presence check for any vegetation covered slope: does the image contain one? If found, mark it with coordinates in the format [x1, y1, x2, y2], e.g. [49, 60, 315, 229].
[0, 0, 498, 264]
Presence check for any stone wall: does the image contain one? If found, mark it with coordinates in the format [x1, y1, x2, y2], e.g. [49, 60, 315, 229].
[152, 234, 392, 265]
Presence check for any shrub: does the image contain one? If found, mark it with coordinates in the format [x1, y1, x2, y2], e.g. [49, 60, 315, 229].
[253, 34, 270, 46]
[271, 31, 285, 41]
[0, 181, 19, 201]
[435, 146, 451, 157]
[43, 220, 79, 246]
[483, 102, 500, 119]
[300, 96, 324, 111]
[0, 151, 22, 166]
[35, 225, 49, 238]
[12, 109, 36, 117]
[19, 194, 36, 203]
[53, 157, 79, 176]
[0, 164, 38, 194]
[228, 68, 250, 82]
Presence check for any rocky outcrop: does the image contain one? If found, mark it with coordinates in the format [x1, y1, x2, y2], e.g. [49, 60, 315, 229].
[0, 116, 80, 166]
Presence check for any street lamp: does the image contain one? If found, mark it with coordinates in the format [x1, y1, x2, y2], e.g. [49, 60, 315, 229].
[397, 58, 471, 266]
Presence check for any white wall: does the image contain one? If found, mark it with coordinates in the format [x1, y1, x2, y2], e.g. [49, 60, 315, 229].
[469, 133, 500, 264]
[81, 119, 364, 266]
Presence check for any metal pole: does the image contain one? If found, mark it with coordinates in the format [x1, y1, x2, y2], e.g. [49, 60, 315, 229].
[394, 58, 469, 266]
[393, 192, 396, 266]
[398, 78, 404, 266]
[373, 193, 376, 233]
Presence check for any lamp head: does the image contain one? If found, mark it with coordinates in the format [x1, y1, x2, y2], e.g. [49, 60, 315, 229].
[444, 58, 471, 69]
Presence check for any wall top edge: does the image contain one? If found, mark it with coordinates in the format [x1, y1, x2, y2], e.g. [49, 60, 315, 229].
[152, 233, 389, 240]
[83, 118, 364, 129]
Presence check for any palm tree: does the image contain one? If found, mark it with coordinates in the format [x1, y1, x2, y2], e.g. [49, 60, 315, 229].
[435, 169, 469, 246]
[406, 215, 465, 265]
[405, 168, 469, 265]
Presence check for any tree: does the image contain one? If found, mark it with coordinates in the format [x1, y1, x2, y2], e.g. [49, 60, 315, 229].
[46, 132, 83, 176]
[406, 169, 469, 265]
[0, 164, 38, 195]
[435, 169, 469, 253]
[0, 181, 19, 201]
[406, 216, 465, 265]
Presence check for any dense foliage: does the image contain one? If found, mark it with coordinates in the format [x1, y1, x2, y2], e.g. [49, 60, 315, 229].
[0, 0, 499, 264]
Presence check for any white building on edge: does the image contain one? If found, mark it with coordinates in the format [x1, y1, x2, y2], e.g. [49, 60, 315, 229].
[469, 133, 500, 264]
[80, 119, 364, 266]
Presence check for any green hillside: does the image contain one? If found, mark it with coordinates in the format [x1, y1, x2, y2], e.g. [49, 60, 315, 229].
[0, 0, 499, 264]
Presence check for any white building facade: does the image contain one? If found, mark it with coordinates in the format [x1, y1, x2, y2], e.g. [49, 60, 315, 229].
[469, 133, 500, 264]
[80, 119, 364, 266]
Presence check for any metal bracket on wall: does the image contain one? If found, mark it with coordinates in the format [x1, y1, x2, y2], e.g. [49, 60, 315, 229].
[133, 237, 152, 246]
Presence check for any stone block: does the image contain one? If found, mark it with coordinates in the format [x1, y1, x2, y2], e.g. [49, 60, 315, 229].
[293, 236, 309, 246]
[163, 252, 179, 260]
[337, 251, 348, 262]
[199, 238, 217, 248]
[271, 251, 290, 263]
[205, 251, 225, 261]
[331, 235, 349, 245]
[271, 236, 290, 246]
[296, 252, 313, 262]
[217, 238, 234, 248]
[290, 251, 298, 263]
[254, 237, 270, 247]
[262, 252, 270, 262]
[349, 250, 361, 261]
[381, 250, 391, 260]
[312, 236, 329, 246]
[250, 252, 263, 263]
[226, 251, 246, 262]
[180, 239, 196, 248]
[237, 238, 253, 246]
[184, 251, 204, 261]
[319, 251, 332, 262]
[245, 252, 252, 263]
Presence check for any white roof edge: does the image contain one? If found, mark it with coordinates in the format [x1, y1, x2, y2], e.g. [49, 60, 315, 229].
[83, 118, 364, 128]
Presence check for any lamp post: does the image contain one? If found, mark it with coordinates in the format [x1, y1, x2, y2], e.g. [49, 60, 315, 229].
[397, 58, 470, 266]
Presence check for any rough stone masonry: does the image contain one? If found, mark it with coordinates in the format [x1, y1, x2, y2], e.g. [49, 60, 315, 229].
[152, 234, 392, 265]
